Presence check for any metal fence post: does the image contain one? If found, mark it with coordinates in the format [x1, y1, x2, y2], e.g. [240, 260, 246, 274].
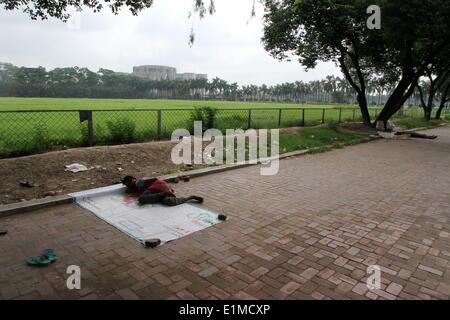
[301, 109, 305, 127]
[278, 109, 282, 127]
[338, 108, 342, 123]
[87, 110, 94, 146]
[322, 109, 325, 124]
[248, 109, 252, 129]
[157, 110, 162, 140]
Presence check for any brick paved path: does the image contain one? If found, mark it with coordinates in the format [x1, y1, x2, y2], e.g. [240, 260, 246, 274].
[1, 127, 449, 300]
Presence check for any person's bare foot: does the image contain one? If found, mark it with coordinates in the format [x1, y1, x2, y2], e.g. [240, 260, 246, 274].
[189, 196, 204, 204]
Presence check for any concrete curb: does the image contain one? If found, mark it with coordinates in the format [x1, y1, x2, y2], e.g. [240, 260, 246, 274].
[0, 195, 73, 218]
[160, 149, 311, 182]
[1, 124, 441, 217]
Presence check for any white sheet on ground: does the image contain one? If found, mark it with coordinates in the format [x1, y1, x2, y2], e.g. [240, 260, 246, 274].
[70, 185, 221, 245]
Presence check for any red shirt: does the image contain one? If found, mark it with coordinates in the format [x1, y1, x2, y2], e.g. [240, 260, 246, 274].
[147, 179, 173, 194]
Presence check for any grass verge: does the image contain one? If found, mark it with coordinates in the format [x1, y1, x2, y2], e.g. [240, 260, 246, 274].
[393, 117, 440, 130]
[279, 123, 370, 154]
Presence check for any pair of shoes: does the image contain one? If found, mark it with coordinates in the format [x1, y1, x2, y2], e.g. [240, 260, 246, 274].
[27, 249, 58, 267]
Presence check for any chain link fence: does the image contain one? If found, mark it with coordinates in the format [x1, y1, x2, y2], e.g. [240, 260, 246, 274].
[0, 106, 445, 157]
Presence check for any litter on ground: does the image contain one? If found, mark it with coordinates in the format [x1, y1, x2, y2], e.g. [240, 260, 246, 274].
[19, 180, 34, 188]
[64, 163, 89, 173]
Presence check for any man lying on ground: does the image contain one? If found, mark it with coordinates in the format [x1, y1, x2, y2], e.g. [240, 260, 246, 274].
[395, 131, 438, 139]
[121, 175, 204, 206]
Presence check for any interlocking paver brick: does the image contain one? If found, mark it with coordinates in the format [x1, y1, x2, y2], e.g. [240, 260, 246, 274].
[116, 288, 139, 300]
[280, 282, 301, 295]
[418, 265, 443, 276]
[301, 268, 319, 280]
[176, 289, 198, 300]
[318, 269, 335, 280]
[386, 282, 403, 296]
[198, 266, 219, 278]
[352, 282, 368, 296]
[234, 291, 257, 300]
[287, 256, 304, 265]
[168, 280, 192, 293]
[250, 267, 269, 278]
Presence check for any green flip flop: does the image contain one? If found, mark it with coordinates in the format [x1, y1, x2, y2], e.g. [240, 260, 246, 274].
[26, 255, 51, 267]
[42, 249, 58, 262]
[26, 249, 57, 266]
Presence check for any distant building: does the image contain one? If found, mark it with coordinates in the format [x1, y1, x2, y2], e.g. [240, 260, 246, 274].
[176, 73, 208, 80]
[132, 65, 176, 80]
[132, 65, 207, 81]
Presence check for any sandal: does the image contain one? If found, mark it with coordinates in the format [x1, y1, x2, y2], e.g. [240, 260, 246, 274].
[42, 249, 58, 262]
[26, 255, 52, 267]
[26, 249, 58, 266]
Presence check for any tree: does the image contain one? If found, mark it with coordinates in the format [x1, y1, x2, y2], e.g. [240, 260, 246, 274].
[262, 0, 450, 128]
[0, 62, 17, 96]
[0, 0, 152, 20]
[372, 0, 450, 126]
[416, 51, 450, 120]
[262, 0, 373, 125]
[436, 76, 450, 120]
[0, 0, 215, 21]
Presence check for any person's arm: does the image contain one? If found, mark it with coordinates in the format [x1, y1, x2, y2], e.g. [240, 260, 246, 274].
[125, 184, 141, 195]
[142, 177, 158, 184]
[136, 178, 157, 192]
[165, 177, 185, 184]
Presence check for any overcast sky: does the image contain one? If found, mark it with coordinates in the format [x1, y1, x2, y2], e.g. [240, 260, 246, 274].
[0, 0, 341, 86]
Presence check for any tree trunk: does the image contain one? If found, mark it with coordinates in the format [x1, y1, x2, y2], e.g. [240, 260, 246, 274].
[417, 84, 431, 119]
[357, 93, 371, 126]
[338, 53, 371, 126]
[435, 102, 445, 120]
[376, 75, 417, 129]
[435, 81, 450, 120]
[425, 80, 436, 120]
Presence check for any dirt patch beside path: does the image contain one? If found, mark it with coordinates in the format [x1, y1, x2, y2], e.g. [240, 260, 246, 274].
[0, 140, 185, 205]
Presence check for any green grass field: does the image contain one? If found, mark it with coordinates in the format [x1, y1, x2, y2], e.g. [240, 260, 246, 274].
[0, 97, 433, 157]
[0, 97, 356, 110]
